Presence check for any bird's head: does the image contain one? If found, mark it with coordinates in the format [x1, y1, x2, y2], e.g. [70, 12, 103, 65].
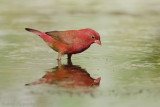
[81, 28, 101, 45]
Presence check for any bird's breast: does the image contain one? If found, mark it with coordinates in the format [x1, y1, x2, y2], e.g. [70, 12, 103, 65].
[68, 43, 91, 54]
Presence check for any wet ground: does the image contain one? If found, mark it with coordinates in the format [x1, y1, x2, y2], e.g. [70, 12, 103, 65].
[0, 0, 160, 107]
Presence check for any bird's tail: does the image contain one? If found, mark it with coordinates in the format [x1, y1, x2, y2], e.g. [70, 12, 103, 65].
[25, 28, 53, 43]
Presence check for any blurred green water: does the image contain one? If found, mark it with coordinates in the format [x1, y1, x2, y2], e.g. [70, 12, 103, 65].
[0, 0, 160, 107]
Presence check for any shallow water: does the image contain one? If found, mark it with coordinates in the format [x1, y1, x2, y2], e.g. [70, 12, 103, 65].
[1, 0, 160, 107]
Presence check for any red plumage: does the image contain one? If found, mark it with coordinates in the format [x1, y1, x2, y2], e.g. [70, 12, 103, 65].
[25, 61, 101, 89]
[25, 28, 101, 60]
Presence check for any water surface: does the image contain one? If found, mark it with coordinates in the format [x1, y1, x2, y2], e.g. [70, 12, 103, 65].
[0, 0, 160, 107]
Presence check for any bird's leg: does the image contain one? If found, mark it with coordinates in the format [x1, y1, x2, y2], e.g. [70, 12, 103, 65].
[57, 59, 62, 68]
[67, 58, 73, 66]
[67, 54, 72, 65]
[67, 54, 72, 60]
[57, 53, 62, 60]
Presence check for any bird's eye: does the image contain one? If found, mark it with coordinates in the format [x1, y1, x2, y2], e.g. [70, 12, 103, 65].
[90, 35, 95, 39]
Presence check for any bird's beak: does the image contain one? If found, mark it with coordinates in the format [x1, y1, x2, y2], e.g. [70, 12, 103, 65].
[95, 40, 101, 45]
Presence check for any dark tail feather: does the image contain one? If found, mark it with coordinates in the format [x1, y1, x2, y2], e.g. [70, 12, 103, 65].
[25, 28, 39, 32]
[25, 28, 53, 43]
[25, 28, 41, 34]
[25, 28, 45, 36]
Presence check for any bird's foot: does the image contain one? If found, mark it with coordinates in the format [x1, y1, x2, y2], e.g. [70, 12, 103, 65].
[57, 58, 61, 61]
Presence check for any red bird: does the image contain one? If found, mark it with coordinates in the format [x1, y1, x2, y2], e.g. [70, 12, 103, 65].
[26, 60, 101, 89]
[25, 28, 101, 60]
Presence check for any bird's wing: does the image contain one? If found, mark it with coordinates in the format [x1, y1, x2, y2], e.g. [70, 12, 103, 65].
[45, 31, 74, 46]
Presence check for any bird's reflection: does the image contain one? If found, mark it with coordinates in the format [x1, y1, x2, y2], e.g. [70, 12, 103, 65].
[26, 60, 101, 89]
